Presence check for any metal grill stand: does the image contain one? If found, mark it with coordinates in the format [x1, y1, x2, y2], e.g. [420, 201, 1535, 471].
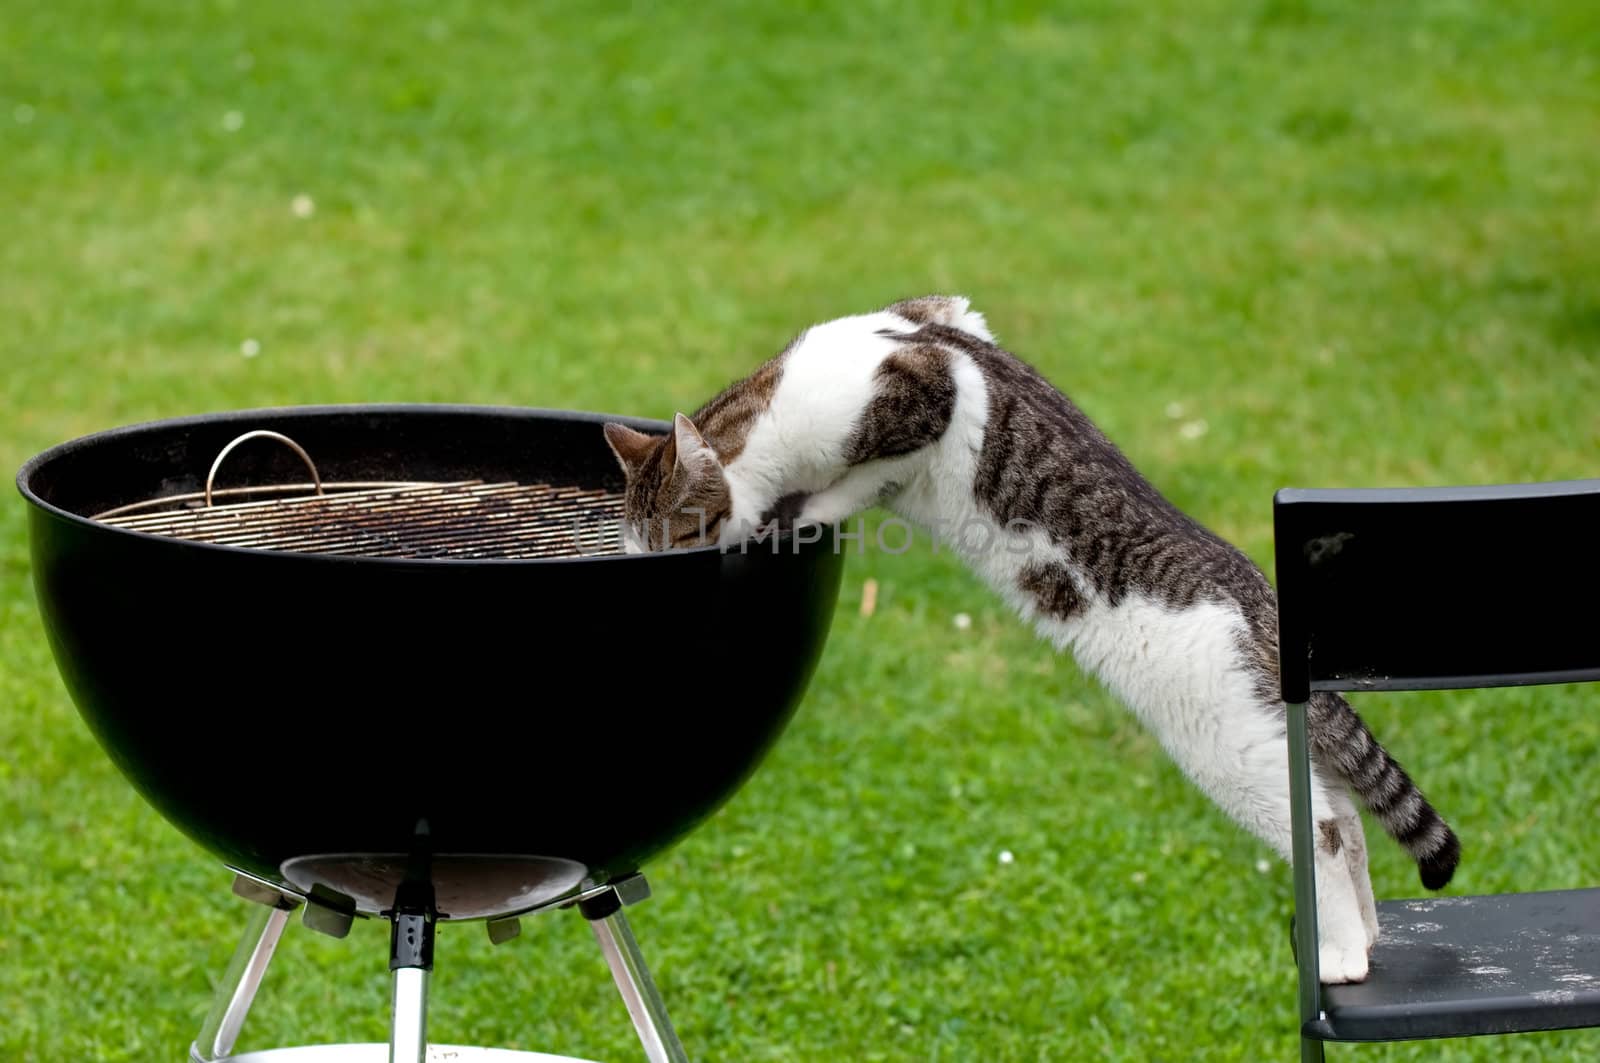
[189, 873, 689, 1063]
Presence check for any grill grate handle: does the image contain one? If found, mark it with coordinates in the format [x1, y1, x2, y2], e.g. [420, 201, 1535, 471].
[205, 430, 325, 507]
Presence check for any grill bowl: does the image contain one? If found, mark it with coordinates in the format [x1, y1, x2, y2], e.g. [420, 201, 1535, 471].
[17, 404, 844, 920]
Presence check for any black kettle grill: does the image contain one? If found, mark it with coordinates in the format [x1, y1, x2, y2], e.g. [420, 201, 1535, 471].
[17, 404, 845, 1062]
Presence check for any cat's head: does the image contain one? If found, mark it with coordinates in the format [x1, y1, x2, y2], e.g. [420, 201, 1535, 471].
[602, 414, 731, 553]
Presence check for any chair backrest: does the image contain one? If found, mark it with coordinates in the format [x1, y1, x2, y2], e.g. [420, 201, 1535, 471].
[1274, 479, 1600, 703]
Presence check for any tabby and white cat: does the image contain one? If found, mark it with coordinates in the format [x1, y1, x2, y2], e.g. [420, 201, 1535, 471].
[601, 295, 1459, 984]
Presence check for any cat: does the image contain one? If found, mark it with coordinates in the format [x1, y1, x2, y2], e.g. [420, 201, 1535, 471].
[601, 295, 1460, 984]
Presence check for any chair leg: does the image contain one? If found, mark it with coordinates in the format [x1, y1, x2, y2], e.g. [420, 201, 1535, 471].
[1287, 701, 1326, 1063]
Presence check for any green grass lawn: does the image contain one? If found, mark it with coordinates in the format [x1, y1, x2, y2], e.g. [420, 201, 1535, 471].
[4, 1, 1598, 1059]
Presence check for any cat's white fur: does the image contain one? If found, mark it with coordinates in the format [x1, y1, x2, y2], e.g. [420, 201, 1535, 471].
[658, 298, 1379, 982]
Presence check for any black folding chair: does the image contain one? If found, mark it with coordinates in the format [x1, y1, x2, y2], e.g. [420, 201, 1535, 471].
[1273, 479, 1600, 1061]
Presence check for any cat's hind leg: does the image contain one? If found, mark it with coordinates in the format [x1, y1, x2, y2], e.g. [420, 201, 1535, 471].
[1157, 699, 1373, 984]
[1330, 789, 1379, 948]
[1140, 711, 1374, 982]
[1058, 597, 1375, 982]
[1310, 831, 1373, 983]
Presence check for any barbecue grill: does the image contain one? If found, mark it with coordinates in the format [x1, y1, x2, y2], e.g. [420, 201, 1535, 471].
[16, 404, 846, 1062]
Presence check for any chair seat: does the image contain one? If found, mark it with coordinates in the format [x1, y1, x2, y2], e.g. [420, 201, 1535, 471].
[1306, 886, 1600, 1042]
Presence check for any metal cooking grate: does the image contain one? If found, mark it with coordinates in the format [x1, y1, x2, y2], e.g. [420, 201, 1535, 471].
[96, 480, 624, 560]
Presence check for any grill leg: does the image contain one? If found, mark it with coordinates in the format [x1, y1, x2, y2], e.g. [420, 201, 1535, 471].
[388, 879, 438, 1063]
[581, 883, 689, 1063]
[190, 887, 299, 1062]
[390, 966, 430, 1063]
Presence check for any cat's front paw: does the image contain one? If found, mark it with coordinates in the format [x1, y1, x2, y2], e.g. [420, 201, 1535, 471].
[1318, 942, 1371, 984]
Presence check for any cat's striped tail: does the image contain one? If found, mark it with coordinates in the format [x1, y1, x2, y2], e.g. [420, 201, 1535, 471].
[1307, 691, 1461, 890]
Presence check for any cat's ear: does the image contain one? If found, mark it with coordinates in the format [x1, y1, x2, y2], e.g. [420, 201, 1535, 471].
[671, 413, 717, 474]
[603, 423, 660, 477]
